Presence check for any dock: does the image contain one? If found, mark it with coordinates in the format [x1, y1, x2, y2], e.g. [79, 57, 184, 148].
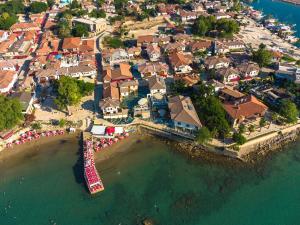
[82, 132, 104, 194]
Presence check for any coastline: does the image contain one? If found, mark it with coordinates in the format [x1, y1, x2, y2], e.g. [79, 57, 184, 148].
[134, 122, 300, 163]
[94, 133, 146, 163]
[0, 132, 80, 166]
[278, 0, 300, 5]
[1, 121, 300, 169]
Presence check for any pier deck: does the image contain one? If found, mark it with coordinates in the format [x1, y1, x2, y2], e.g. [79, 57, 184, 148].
[82, 132, 104, 194]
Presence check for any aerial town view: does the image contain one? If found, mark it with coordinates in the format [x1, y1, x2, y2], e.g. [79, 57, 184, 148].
[0, 0, 299, 224]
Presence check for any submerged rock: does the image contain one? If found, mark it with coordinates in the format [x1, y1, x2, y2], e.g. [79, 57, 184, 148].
[142, 218, 155, 225]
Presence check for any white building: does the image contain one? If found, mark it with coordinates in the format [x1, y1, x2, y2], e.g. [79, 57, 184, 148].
[168, 95, 202, 132]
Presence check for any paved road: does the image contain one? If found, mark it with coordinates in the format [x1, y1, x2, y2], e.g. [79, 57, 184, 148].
[95, 31, 111, 53]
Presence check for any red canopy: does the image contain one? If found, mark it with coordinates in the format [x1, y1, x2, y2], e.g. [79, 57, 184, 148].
[105, 127, 115, 135]
[0, 131, 14, 140]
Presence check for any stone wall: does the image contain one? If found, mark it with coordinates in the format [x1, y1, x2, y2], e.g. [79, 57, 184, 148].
[237, 123, 300, 160]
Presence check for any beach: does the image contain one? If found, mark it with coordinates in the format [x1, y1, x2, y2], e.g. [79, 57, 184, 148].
[0, 133, 300, 225]
[0, 132, 79, 168]
[94, 133, 145, 163]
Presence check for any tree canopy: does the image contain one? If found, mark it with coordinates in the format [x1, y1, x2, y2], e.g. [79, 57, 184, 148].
[54, 77, 94, 110]
[47, 0, 55, 8]
[69, 0, 81, 9]
[252, 44, 272, 67]
[196, 126, 212, 144]
[89, 9, 106, 18]
[0, 0, 25, 15]
[72, 23, 89, 37]
[170, 80, 189, 95]
[57, 20, 71, 38]
[192, 16, 239, 38]
[28, 2, 48, 14]
[232, 132, 247, 145]
[278, 99, 299, 123]
[0, 95, 23, 131]
[0, 12, 18, 30]
[193, 83, 231, 138]
[104, 37, 124, 48]
[0, 0, 25, 30]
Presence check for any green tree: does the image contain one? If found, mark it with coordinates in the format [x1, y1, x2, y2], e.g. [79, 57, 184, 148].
[54, 77, 82, 111]
[0, 0, 25, 15]
[259, 117, 267, 131]
[57, 20, 71, 38]
[248, 124, 255, 134]
[192, 16, 215, 36]
[193, 85, 231, 138]
[216, 19, 240, 37]
[47, 0, 55, 8]
[96, 0, 105, 7]
[0, 12, 18, 30]
[104, 37, 124, 48]
[232, 132, 247, 145]
[207, 69, 217, 80]
[192, 19, 208, 36]
[170, 80, 188, 95]
[271, 112, 279, 124]
[278, 99, 299, 123]
[238, 124, 246, 134]
[231, 0, 243, 12]
[253, 44, 272, 67]
[196, 126, 212, 144]
[29, 2, 48, 14]
[114, 0, 128, 12]
[69, 0, 81, 9]
[31, 122, 42, 130]
[0, 96, 23, 131]
[72, 23, 89, 37]
[59, 119, 66, 128]
[89, 9, 106, 18]
[76, 80, 94, 96]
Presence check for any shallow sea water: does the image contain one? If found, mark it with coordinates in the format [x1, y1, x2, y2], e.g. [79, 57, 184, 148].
[0, 135, 300, 225]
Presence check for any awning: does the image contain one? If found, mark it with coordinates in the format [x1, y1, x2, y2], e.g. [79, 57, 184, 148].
[91, 125, 106, 135]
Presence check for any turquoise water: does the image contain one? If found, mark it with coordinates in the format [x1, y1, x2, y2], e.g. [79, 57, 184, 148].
[0, 135, 300, 225]
[251, 0, 300, 37]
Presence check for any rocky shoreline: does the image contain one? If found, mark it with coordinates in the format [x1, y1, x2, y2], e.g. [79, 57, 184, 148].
[279, 0, 300, 5]
[242, 128, 300, 163]
[137, 124, 300, 165]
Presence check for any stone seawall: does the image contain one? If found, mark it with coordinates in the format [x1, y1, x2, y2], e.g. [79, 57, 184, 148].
[238, 124, 300, 161]
[128, 121, 300, 162]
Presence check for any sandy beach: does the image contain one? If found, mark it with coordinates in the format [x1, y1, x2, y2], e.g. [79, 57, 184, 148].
[0, 130, 145, 169]
[94, 133, 146, 163]
[0, 132, 80, 167]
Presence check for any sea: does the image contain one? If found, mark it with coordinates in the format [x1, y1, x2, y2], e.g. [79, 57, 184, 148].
[1, 1, 300, 224]
[0, 135, 300, 225]
[251, 0, 300, 37]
